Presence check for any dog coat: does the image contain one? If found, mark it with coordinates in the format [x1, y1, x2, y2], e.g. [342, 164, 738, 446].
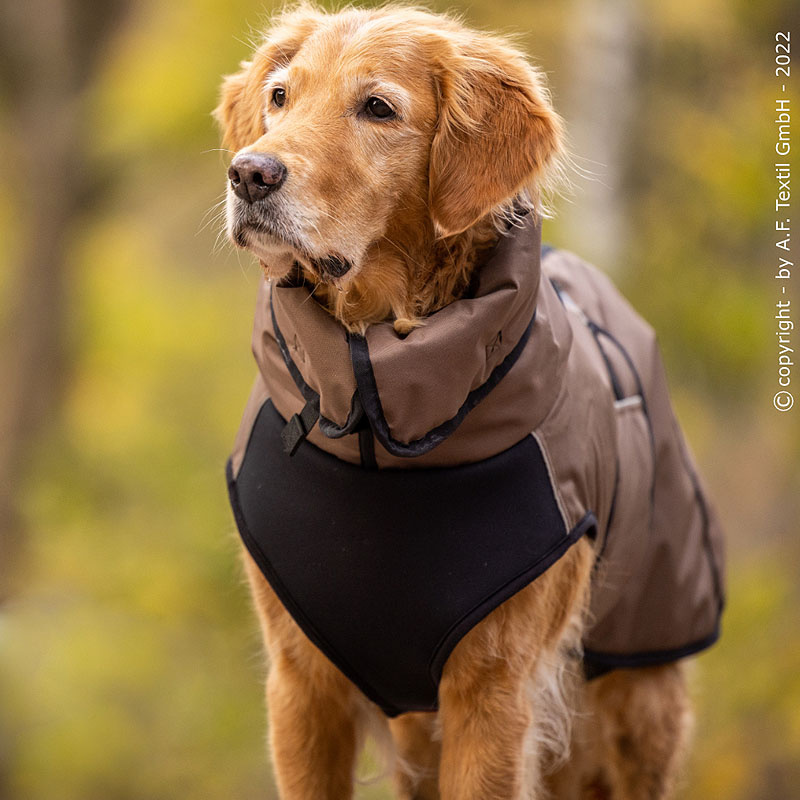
[226, 217, 725, 717]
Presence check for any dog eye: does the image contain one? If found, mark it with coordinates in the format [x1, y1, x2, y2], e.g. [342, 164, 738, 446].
[364, 96, 395, 120]
[272, 87, 286, 108]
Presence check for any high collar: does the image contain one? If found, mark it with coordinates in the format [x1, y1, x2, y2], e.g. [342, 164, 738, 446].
[255, 215, 572, 456]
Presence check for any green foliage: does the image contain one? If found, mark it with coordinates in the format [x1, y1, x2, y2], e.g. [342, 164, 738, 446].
[0, 0, 796, 797]
[689, 556, 800, 799]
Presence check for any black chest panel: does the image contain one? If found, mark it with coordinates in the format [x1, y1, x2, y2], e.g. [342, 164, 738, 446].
[228, 400, 594, 717]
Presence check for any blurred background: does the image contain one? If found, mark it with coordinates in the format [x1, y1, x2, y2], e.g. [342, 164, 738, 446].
[0, 0, 797, 797]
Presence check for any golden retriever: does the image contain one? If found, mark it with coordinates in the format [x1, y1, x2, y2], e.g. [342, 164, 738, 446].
[215, 4, 692, 798]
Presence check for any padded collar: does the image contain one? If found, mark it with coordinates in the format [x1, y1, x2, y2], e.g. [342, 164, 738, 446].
[255, 216, 572, 455]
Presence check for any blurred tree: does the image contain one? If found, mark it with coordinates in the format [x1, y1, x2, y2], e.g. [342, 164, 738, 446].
[560, 0, 645, 273]
[0, 3, 132, 796]
[0, 1, 796, 798]
[0, 0, 132, 603]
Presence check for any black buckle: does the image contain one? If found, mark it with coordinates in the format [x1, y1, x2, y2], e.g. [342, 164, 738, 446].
[281, 397, 321, 456]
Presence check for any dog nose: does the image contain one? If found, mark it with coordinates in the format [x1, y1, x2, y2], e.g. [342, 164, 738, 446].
[228, 153, 286, 203]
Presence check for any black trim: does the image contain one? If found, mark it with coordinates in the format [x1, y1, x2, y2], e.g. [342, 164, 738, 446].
[348, 311, 536, 458]
[583, 623, 721, 674]
[318, 392, 364, 439]
[227, 454, 401, 715]
[548, 265, 724, 676]
[428, 512, 596, 684]
[549, 277, 624, 401]
[674, 423, 726, 615]
[227, 399, 596, 717]
[357, 418, 377, 469]
[588, 322, 658, 520]
[269, 290, 364, 438]
[590, 323, 647, 404]
[582, 660, 616, 681]
[588, 324, 626, 401]
[588, 325, 724, 614]
[271, 268, 536, 459]
[550, 277, 652, 558]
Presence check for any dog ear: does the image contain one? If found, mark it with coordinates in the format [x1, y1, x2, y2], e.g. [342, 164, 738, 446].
[428, 37, 563, 236]
[214, 7, 322, 152]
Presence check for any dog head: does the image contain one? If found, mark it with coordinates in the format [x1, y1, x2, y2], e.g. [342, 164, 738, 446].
[215, 4, 562, 310]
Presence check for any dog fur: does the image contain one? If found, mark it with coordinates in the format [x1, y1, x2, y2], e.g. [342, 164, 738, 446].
[216, 4, 693, 798]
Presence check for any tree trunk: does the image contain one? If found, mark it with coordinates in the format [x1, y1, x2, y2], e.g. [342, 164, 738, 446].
[0, 0, 131, 601]
[560, 0, 644, 273]
[0, 3, 131, 795]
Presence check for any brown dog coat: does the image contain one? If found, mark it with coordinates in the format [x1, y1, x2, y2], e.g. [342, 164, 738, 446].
[226, 217, 725, 715]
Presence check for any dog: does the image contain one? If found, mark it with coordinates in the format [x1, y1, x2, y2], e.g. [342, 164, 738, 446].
[215, 5, 725, 798]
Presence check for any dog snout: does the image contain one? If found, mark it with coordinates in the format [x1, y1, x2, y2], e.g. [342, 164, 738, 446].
[228, 153, 287, 203]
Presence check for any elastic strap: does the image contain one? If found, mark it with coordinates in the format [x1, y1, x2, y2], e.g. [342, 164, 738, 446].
[358, 418, 377, 469]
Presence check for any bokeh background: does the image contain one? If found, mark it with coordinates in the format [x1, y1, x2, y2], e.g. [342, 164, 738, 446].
[0, 0, 798, 797]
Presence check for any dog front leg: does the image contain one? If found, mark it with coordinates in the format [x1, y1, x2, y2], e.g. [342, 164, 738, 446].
[437, 542, 594, 800]
[389, 712, 442, 799]
[438, 652, 543, 800]
[242, 551, 361, 799]
[266, 651, 361, 800]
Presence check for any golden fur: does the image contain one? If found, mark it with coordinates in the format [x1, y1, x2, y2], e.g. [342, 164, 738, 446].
[217, 5, 692, 798]
[216, 2, 561, 333]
